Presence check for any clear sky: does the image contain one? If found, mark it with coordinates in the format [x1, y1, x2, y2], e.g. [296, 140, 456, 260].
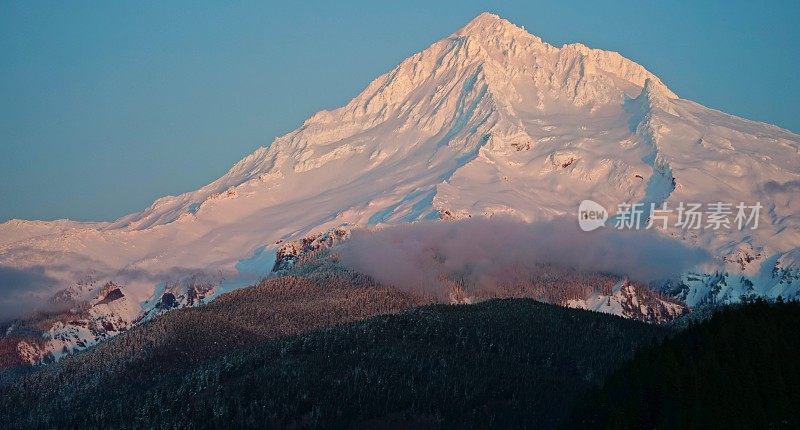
[1, 0, 798, 222]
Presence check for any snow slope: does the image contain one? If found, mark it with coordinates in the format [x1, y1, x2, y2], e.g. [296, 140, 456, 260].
[1, 13, 798, 336]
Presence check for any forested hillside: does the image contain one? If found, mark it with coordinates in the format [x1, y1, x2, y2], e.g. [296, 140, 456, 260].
[0, 299, 667, 429]
[0, 268, 429, 385]
[563, 300, 800, 429]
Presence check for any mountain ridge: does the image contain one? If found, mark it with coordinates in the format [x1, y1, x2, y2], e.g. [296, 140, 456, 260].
[0, 12, 798, 363]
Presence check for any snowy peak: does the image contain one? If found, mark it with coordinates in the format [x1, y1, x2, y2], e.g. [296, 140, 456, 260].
[455, 12, 537, 42]
[336, 11, 677, 129]
[1, 11, 799, 368]
[454, 12, 677, 100]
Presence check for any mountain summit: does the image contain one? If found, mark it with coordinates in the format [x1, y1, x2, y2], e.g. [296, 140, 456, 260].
[1, 13, 799, 359]
[457, 12, 518, 34]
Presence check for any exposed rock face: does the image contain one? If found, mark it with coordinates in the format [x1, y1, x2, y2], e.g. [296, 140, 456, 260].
[0, 282, 140, 366]
[272, 228, 350, 272]
[0, 276, 218, 367]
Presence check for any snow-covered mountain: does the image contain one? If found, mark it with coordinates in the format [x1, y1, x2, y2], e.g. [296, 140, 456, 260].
[1, 13, 798, 361]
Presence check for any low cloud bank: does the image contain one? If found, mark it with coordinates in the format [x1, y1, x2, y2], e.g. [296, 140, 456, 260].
[0, 266, 61, 322]
[336, 218, 710, 296]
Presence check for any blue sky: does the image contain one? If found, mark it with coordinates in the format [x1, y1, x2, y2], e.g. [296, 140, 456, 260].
[1, 0, 798, 222]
